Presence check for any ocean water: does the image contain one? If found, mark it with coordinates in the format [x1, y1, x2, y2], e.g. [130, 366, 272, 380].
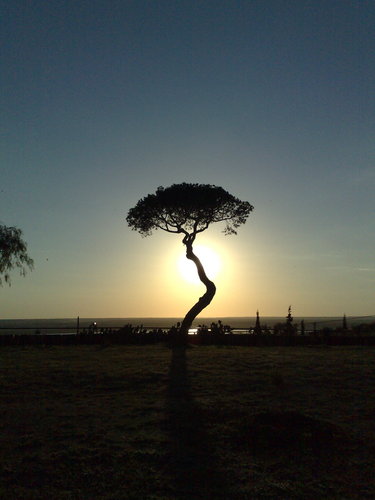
[0, 316, 372, 335]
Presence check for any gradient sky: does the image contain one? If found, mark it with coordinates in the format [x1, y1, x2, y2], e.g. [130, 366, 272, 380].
[1, 0, 374, 319]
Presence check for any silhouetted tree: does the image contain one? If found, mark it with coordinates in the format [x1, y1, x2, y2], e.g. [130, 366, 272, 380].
[285, 305, 295, 335]
[126, 183, 253, 336]
[253, 310, 262, 335]
[0, 225, 34, 286]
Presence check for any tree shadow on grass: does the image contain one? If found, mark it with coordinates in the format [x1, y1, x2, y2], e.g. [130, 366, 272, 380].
[165, 345, 231, 500]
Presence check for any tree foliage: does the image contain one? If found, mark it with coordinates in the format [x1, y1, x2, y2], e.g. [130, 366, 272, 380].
[126, 183, 253, 239]
[0, 225, 34, 286]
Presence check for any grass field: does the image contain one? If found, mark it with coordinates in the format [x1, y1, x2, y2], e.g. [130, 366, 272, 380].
[0, 344, 374, 499]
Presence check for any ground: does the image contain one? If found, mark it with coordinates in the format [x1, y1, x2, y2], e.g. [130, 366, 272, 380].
[0, 344, 374, 499]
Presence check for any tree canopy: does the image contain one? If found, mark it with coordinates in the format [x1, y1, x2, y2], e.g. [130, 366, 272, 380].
[0, 225, 34, 286]
[126, 183, 253, 239]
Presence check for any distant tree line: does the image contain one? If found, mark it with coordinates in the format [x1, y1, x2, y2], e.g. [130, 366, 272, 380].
[1, 311, 374, 347]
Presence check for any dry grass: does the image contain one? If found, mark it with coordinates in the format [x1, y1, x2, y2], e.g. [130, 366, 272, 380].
[0, 344, 374, 499]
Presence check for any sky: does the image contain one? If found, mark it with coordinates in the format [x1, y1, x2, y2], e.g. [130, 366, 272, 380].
[1, 0, 374, 319]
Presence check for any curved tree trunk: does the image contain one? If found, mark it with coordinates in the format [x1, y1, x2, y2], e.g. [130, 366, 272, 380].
[179, 239, 216, 337]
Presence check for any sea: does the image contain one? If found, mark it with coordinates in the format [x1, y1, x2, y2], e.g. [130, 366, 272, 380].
[0, 316, 373, 335]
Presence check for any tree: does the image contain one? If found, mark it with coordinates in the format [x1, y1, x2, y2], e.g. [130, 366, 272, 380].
[285, 305, 296, 335]
[0, 225, 34, 286]
[253, 310, 262, 335]
[126, 183, 253, 335]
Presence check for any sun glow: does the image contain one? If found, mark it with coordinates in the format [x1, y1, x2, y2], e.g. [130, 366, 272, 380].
[177, 245, 222, 284]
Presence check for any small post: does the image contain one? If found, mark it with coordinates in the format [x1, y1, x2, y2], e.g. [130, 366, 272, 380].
[76, 316, 80, 335]
[342, 314, 348, 330]
[300, 319, 305, 336]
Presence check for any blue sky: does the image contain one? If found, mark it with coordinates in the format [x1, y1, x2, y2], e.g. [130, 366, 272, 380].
[1, 0, 374, 318]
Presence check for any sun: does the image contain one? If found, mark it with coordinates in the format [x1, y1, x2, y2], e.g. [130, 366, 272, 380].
[177, 245, 222, 284]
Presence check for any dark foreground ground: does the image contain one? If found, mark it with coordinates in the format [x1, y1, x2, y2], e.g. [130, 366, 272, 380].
[0, 344, 374, 499]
